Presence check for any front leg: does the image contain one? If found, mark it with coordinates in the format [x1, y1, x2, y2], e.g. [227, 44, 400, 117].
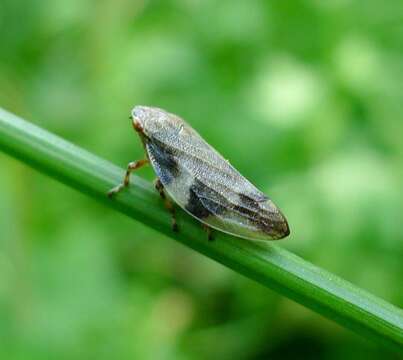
[108, 159, 149, 197]
[154, 178, 178, 232]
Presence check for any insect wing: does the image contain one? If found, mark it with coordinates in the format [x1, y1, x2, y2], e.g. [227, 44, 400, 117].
[145, 119, 289, 240]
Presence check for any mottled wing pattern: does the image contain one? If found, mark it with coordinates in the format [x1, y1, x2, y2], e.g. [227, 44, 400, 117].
[146, 120, 289, 240]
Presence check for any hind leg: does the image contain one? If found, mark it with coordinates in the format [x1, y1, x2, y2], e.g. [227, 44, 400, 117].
[202, 224, 214, 241]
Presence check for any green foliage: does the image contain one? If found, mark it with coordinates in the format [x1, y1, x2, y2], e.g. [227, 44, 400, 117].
[1, 0, 403, 358]
[0, 107, 402, 356]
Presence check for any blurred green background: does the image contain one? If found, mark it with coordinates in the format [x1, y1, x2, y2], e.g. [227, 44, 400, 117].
[0, 0, 402, 359]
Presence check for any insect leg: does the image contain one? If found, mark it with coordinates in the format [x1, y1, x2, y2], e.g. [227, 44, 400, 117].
[154, 178, 178, 232]
[202, 224, 214, 241]
[108, 159, 149, 197]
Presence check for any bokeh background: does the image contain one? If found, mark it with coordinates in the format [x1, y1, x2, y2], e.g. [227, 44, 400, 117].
[0, 0, 402, 359]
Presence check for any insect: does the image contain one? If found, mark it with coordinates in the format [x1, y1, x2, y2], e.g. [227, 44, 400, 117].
[108, 106, 290, 241]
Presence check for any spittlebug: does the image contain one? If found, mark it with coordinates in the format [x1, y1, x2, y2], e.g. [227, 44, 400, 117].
[108, 106, 290, 241]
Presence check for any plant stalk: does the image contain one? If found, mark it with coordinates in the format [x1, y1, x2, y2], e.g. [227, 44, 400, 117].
[0, 107, 402, 351]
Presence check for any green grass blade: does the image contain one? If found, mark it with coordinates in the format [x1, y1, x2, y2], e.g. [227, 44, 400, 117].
[0, 107, 402, 351]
